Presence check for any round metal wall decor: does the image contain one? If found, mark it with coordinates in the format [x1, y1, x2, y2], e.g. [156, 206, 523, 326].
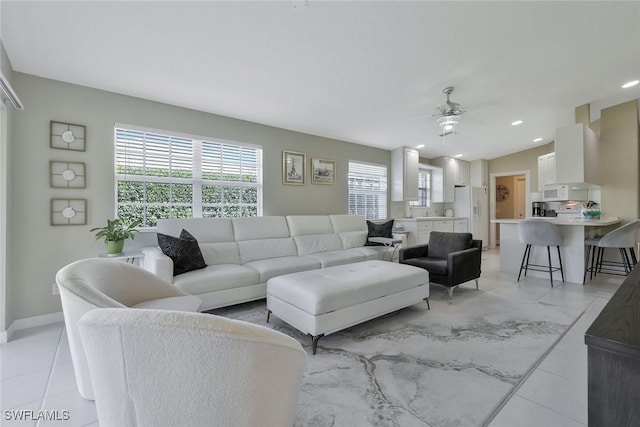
[496, 184, 510, 201]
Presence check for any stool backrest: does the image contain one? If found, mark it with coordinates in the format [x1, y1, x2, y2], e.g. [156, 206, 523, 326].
[517, 220, 563, 246]
[599, 219, 640, 248]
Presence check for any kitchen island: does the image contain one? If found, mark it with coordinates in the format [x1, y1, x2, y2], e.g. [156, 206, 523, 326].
[492, 217, 620, 284]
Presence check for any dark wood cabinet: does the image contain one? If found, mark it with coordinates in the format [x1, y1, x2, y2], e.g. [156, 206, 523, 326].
[585, 265, 640, 426]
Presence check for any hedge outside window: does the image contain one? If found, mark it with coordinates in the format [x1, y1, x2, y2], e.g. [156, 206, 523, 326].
[115, 126, 262, 228]
[348, 160, 388, 220]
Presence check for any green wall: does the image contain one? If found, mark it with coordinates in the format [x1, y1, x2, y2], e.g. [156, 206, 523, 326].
[8, 73, 390, 320]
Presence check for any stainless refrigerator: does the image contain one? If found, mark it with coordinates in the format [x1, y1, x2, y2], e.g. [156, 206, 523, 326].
[454, 186, 488, 249]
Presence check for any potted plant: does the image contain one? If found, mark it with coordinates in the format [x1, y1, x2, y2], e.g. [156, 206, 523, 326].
[90, 218, 141, 255]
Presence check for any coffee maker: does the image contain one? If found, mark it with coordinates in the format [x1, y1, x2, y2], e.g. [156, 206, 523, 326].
[532, 201, 546, 217]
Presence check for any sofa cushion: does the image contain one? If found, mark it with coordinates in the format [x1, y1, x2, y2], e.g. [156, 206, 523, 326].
[349, 246, 387, 261]
[199, 242, 241, 265]
[131, 295, 202, 312]
[157, 218, 234, 244]
[366, 220, 394, 246]
[173, 264, 260, 295]
[428, 232, 472, 259]
[244, 257, 320, 283]
[232, 216, 290, 241]
[293, 234, 342, 256]
[302, 250, 366, 268]
[157, 230, 207, 276]
[402, 258, 448, 276]
[286, 215, 334, 236]
[329, 214, 367, 233]
[237, 238, 298, 263]
[338, 231, 368, 249]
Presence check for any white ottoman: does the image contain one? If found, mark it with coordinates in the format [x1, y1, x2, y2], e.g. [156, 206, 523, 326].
[267, 260, 429, 354]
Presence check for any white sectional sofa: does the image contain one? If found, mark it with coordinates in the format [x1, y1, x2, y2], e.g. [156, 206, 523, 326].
[142, 215, 394, 311]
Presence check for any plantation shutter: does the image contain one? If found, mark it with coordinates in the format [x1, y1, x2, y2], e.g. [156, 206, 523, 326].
[348, 161, 388, 220]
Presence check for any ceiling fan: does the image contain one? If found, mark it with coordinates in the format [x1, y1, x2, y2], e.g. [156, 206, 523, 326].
[434, 86, 466, 137]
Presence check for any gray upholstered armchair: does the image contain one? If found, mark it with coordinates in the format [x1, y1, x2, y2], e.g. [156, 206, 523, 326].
[399, 232, 482, 299]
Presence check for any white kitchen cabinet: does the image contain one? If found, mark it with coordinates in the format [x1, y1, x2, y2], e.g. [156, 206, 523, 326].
[538, 152, 556, 191]
[430, 157, 469, 202]
[433, 219, 454, 232]
[455, 160, 470, 186]
[391, 147, 419, 201]
[417, 221, 434, 244]
[469, 159, 488, 187]
[454, 219, 468, 233]
[555, 123, 599, 185]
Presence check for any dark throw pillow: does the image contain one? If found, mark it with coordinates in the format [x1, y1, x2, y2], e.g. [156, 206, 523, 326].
[365, 219, 394, 246]
[157, 229, 207, 276]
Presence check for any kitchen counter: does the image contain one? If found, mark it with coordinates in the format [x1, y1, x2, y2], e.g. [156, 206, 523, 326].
[493, 217, 621, 283]
[396, 216, 468, 221]
[491, 217, 619, 226]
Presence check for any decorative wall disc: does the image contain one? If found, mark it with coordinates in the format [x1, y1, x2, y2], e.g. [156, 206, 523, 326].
[50, 121, 86, 151]
[50, 161, 86, 188]
[51, 199, 87, 225]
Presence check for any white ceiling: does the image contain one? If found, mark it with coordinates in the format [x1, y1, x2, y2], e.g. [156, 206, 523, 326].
[2, 1, 639, 160]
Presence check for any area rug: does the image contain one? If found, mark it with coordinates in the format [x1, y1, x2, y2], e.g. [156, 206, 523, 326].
[208, 284, 592, 427]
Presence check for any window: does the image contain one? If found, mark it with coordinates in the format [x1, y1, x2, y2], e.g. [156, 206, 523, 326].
[411, 169, 432, 207]
[348, 160, 388, 220]
[115, 126, 262, 228]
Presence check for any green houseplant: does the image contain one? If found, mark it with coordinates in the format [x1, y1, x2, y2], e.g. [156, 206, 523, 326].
[90, 218, 141, 255]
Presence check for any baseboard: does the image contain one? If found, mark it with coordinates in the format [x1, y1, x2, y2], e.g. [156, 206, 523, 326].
[0, 311, 64, 343]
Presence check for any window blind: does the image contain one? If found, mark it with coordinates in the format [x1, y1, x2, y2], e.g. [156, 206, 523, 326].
[347, 160, 388, 220]
[115, 127, 262, 228]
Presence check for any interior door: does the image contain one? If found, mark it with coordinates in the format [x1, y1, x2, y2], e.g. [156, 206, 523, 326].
[515, 175, 526, 219]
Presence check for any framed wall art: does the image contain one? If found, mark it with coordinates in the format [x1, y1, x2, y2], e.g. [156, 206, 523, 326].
[50, 161, 86, 188]
[50, 121, 86, 151]
[311, 158, 335, 185]
[51, 198, 87, 226]
[282, 150, 306, 185]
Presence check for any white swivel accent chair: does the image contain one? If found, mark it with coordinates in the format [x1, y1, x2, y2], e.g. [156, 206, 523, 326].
[79, 308, 307, 427]
[517, 220, 565, 287]
[56, 258, 202, 400]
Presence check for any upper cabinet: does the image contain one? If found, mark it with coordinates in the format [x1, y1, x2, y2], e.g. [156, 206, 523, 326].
[555, 123, 599, 185]
[537, 152, 556, 191]
[430, 157, 470, 202]
[391, 147, 419, 201]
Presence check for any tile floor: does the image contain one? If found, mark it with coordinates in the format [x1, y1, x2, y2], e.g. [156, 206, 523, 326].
[0, 249, 623, 427]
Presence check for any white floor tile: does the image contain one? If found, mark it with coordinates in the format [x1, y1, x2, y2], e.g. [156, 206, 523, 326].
[0, 399, 41, 427]
[516, 369, 587, 424]
[1, 325, 63, 381]
[46, 363, 78, 397]
[489, 395, 585, 427]
[39, 390, 97, 427]
[1, 368, 49, 409]
[538, 348, 588, 386]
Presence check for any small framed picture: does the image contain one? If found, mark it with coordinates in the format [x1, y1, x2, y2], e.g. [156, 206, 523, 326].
[311, 158, 335, 185]
[283, 150, 306, 185]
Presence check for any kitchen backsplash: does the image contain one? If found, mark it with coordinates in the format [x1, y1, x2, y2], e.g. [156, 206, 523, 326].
[391, 201, 447, 218]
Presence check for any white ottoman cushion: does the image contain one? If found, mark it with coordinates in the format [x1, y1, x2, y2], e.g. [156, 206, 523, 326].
[268, 261, 428, 315]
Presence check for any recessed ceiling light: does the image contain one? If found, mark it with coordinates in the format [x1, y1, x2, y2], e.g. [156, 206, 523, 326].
[454, 154, 463, 158]
[415, 144, 425, 148]
[511, 120, 523, 126]
[533, 137, 543, 142]
[622, 80, 639, 89]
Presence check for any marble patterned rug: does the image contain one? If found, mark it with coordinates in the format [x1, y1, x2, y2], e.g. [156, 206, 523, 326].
[208, 284, 592, 427]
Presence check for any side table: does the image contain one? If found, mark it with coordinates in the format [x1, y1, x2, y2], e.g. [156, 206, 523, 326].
[97, 250, 144, 265]
[368, 237, 404, 261]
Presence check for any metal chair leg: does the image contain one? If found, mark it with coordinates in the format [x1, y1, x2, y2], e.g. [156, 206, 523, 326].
[597, 247, 604, 274]
[620, 248, 630, 275]
[266, 309, 272, 323]
[583, 245, 591, 285]
[524, 244, 532, 277]
[311, 334, 324, 355]
[630, 247, 637, 266]
[557, 246, 565, 282]
[424, 297, 430, 310]
[590, 245, 597, 279]
[518, 244, 529, 281]
[475, 278, 479, 290]
[547, 246, 554, 287]
[448, 287, 454, 300]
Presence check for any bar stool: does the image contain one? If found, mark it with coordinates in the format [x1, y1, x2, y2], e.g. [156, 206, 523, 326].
[517, 220, 564, 287]
[584, 220, 640, 282]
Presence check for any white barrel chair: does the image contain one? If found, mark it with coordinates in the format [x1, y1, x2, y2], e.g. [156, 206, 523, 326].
[56, 258, 202, 400]
[79, 308, 306, 427]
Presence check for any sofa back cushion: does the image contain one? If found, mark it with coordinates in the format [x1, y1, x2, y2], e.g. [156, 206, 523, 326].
[329, 215, 368, 249]
[293, 235, 343, 256]
[232, 216, 297, 263]
[157, 218, 240, 265]
[286, 215, 334, 236]
[428, 232, 473, 259]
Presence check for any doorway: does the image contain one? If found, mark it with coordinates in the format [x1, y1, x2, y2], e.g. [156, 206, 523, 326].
[489, 171, 530, 248]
